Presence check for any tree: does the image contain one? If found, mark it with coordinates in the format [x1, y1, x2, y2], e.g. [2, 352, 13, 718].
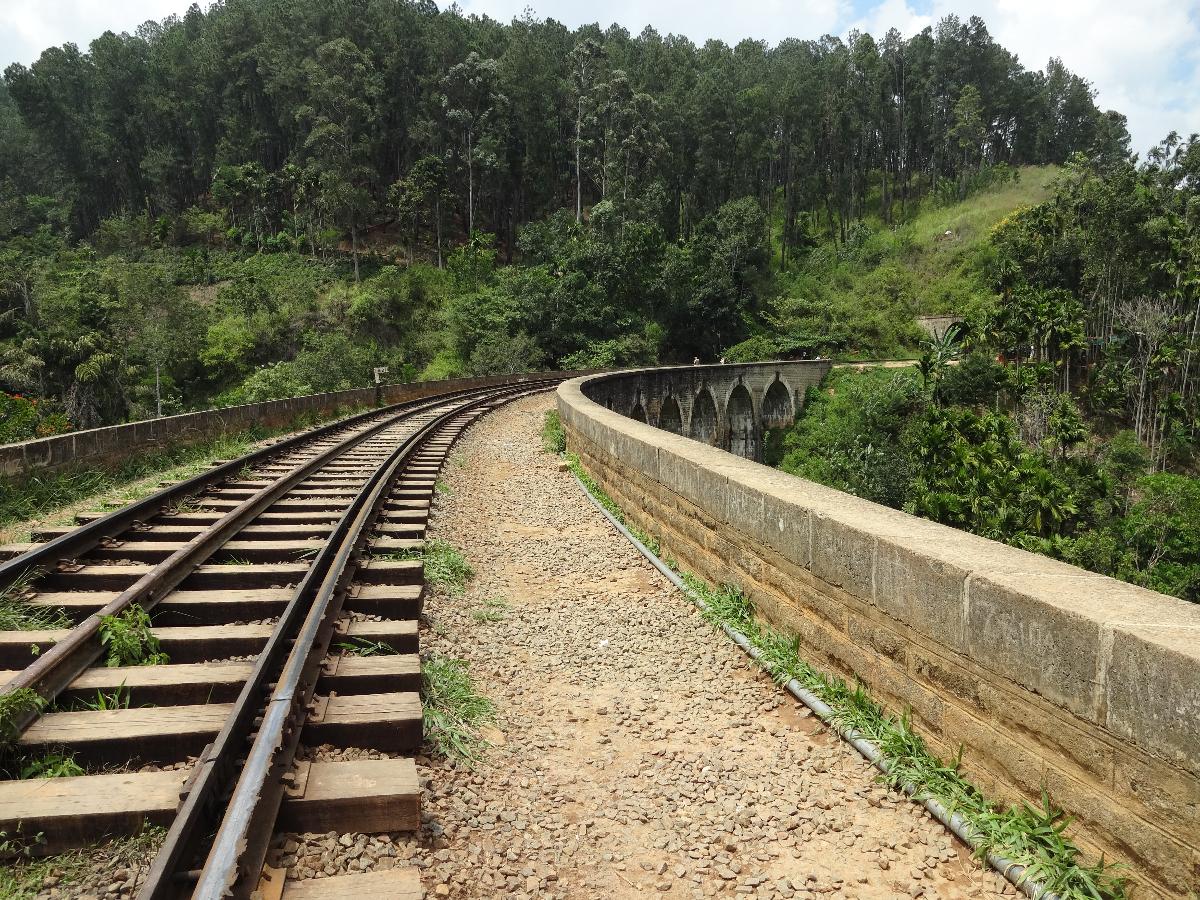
[390, 156, 449, 266]
[570, 39, 606, 223]
[297, 39, 381, 282]
[441, 53, 505, 238]
[951, 85, 985, 198]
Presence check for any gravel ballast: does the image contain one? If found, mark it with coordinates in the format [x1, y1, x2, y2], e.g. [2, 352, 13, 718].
[355, 393, 1014, 900]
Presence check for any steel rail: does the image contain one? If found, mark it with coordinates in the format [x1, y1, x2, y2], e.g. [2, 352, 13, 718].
[0, 387, 511, 737]
[138, 383, 548, 900]
[0, 384, 505, 595]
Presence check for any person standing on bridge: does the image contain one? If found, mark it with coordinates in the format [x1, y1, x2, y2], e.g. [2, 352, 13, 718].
[693, 356, 700, 365]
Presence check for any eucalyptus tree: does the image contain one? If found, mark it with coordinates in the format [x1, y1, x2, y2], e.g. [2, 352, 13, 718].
[296, 37, 382, 281]
[441, 52, 506, 237]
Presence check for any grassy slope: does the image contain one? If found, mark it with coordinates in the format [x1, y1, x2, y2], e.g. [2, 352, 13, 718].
[760, 166, 1059, 359]
[899, 164, 1059, 311]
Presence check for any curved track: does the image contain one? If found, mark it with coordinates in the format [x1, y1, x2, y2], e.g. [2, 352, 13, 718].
[0, 379, 556, 899]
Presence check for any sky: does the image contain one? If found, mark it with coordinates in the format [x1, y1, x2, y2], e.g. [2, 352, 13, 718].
[1, 0, 1197, 156]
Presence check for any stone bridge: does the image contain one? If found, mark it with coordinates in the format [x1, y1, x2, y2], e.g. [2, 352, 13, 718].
[579, 360, 832, 461]
[559, 363, 1200, 899]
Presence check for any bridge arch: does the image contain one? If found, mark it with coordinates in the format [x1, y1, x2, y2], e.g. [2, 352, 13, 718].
[726, 384, 757, 459]
[658, 396, 683, 434]
[631, 401, 648, 423]
[690, 388, 718, 443]
[761, 377, 794, 428]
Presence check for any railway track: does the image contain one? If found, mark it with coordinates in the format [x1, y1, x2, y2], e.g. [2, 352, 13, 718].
[0, 379, 556, 899]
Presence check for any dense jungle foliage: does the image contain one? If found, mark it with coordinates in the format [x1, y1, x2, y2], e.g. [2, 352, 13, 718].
[777, 136, 1200, 602]
[0, 2, 1127, 433]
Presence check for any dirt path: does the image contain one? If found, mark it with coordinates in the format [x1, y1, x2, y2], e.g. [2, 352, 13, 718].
[399, 392, 1014, 900]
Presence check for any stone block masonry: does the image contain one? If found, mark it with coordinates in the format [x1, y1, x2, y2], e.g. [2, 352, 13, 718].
[0, 371, 586, 478]
[558, 367, 1200, 898]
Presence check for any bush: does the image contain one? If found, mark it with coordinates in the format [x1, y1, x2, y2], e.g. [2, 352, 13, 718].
[779, 368, 923, 507]
[0, 393, 71, 443]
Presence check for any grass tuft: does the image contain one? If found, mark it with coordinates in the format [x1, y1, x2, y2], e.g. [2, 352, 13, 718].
[99, 605, 168, 667]
[335, 638, 397, 657]
[0, 825, 166, 898]
[0, 689, 46, 750]
[18, 752, 84, 779]
[542, 409, 566, 454]
[421, 656, 495, 764]
[470, 597, 508, 624]
[412, 539, 473, 593]
[0, 569, 68, 631]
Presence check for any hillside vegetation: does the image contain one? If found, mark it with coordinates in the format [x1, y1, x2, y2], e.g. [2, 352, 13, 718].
[775, 149, 1200, 602]
[730, 164, 1059, 360]
[1, 3, 1128, 433]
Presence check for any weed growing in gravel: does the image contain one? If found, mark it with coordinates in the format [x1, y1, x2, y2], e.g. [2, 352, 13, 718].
[541, 410, 566, 454]
[396, 539, 473, 594]
[470, 597, 508, 624]
[0, 569, 69, 631]
[17, 752, 84, 779]
[435, 479, 453, 496]
[574, 473, 1127, 900]
[66, 687, 132, 712]
[99, 605, 168, 667]
[336, 638, 397, 656]
[421, 656, 495, 764]
[0, 825, 165, 900]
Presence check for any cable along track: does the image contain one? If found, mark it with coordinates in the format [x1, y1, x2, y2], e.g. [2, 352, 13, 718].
[0, 379, 555, 900]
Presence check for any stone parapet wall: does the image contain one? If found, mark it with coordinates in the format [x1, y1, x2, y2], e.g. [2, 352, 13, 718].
[2, 371, 580, 478]
[559, 369, 1200, 897]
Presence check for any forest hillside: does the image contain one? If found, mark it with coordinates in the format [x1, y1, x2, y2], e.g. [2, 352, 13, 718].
[1, 1, 1129, 432]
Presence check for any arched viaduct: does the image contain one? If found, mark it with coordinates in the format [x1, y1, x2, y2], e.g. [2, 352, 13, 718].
[579, 361, 832, 462]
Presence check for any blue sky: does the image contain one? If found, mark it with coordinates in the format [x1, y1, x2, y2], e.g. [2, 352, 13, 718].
[2, 0, 1197, 155]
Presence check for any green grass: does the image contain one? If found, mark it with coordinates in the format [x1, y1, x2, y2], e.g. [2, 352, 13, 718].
[434, 478, 453, 496]
[16, 752, 84, 779]
[574, 461, 1126, 900]
[0, 569, 69, 631]
[64, 687, 131, 712]
[0, 825, 165, 899]
[388, 539, 473, 594]
[0, 689, 45, 750]
[542, 409, 566, 454]
[470, 597, 508, 624]
[421, 656, 496, 764]
[98, 605, 168, 667]
[739, 165, 1060, 362]
[335, 637, 397, 657]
